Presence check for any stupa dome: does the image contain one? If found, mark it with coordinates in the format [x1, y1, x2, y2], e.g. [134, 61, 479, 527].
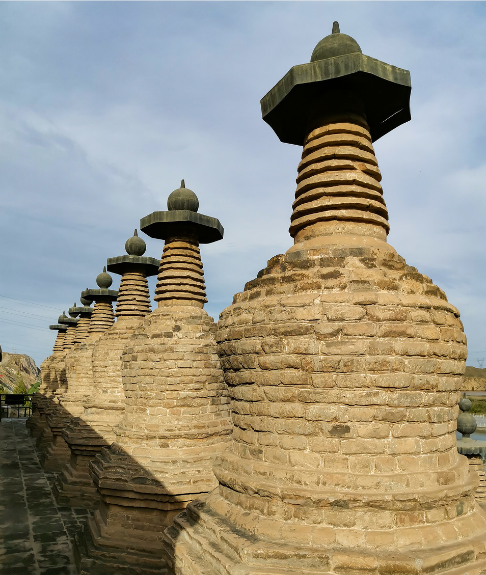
[80, 290, 91, 306]
[125, 229, 146, 256]
[310, 21, 362, 62]
[96, 266, 113, 289]
[58, 311, 69, 323]
[167, 180, 199, 212]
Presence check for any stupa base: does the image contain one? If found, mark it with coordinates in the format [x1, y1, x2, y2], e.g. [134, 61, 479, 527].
[165, 494, 486, 575]
[466, 456, 486, 503]
[40, 433, 71, 472]
[74, 500, 173, 575]
[27, 411, 48, 438]
[35, 425, 54, 453]
[53, 454, 101, 509]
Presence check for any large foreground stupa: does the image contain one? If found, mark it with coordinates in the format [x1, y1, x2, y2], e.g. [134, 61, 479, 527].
[165, 23, 486, 574]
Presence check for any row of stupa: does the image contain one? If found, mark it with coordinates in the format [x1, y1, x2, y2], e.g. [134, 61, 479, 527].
[28, 23, 486, 575]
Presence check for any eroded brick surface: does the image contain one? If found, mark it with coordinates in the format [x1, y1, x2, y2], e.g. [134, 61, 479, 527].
[165, 120, 486, 574]
[75, 229, 231, 573]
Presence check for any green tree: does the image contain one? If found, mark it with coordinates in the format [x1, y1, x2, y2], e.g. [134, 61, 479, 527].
[27, 380, 41, 394]
[12, 371, 28, 394]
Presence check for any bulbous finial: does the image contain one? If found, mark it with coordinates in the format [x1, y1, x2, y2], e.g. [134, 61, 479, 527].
[457, 393, 477, 439]
[58, 311, 68, 323]
[80, 289, 91, 306]
[68, 303, 78, 317]
[167, 180, 199, 212]
[310, 22, 362, 62]
[96, 266, 113, 289]
[125, 228, 147, 256]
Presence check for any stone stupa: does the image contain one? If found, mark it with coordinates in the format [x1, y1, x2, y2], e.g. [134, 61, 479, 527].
[55, 231, 159, 509]
[72, 296, 94, 345]
[61, 271, 118, 421]
[456, 395, 486, 507]
[36, 311, 72, 454]
[166, 23, 486, 574]
[28, 321, 68, 438]
[42, 278, 117, 471]
[75, 182, 232, 575]
[39, 308, 79, 469]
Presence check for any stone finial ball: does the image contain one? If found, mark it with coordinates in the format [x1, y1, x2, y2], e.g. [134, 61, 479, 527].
[58, 311, 68, 323]
[96, 266, 113, 289]
[125, 229, 146, 256]
[80, 294, 91, 306]
[167, 179, 199, 212]
[457, 395, 477, 438]
[459, 397, 472, 412]
[457, 411, 477, 437]
[310, 21, 362, 62]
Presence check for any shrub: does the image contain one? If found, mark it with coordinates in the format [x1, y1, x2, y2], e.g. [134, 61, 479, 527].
[469, 398, 486, 415]
[12, 372, 28, 394]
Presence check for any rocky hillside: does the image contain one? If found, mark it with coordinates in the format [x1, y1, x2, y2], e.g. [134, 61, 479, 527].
[0, 352, 40, 393]
[464, 366, 486, 391]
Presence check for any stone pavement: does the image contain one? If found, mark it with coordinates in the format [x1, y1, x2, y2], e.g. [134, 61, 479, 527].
[0, 418, 89, 574]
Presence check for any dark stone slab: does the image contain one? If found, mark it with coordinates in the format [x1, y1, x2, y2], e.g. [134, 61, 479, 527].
[260, 51, 411, 145]
[140, 209, 224, 243]
[106, 255, 159, 277]
[0, 420, 77, 574]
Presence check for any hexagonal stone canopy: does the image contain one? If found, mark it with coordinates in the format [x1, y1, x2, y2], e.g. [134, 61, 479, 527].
[58, 316, 77, 325]
[70, 306, 93, 316]
[106, 255, 160, 277]
[140, 210, 224, 244]
[80, 288, 118, 303]
[261, 52, 411, 144]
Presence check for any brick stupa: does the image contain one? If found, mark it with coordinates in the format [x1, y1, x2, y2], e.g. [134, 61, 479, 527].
[166, 24, 486, 574]
[39, 308, 80, 469]
[36, 311, 72, 454]
[75, 182, 232, 575]
[42, 279, 117, 472]
[73, 296, 95, 345]
[55, 232, 158, 509]
[28, 321, 68, 439]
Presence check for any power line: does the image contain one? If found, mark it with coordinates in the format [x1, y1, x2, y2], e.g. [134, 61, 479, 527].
[0, 339, 51, 351]
[0, 294, 60, 311]
[0, 343, 49, 355]
[1, 350, 49, 360]
[0, 308, 54, 321]
[0, 337, 49, 347]
[0, 318, 50, 332]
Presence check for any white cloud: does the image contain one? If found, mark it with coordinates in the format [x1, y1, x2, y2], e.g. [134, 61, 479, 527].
[1, 2, 485, 367]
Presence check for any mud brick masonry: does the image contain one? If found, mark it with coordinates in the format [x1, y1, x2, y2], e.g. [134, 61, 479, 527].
[28, 322, 67, 440]
[165, 23, 486, 575]
[54, 232, 159, 510]
[73, 182, 232, 574]
[39, 278, 118, 473]
[25, 22, 486, 575]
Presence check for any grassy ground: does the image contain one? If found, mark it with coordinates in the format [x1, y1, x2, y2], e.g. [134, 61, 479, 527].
[469, 398, 486, 414]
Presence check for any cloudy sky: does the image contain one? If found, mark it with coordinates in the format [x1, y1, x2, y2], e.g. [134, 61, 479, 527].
[1, 2, 485, 368]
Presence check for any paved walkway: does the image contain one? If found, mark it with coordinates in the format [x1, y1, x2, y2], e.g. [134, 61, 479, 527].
[0, 419, 89, 575]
